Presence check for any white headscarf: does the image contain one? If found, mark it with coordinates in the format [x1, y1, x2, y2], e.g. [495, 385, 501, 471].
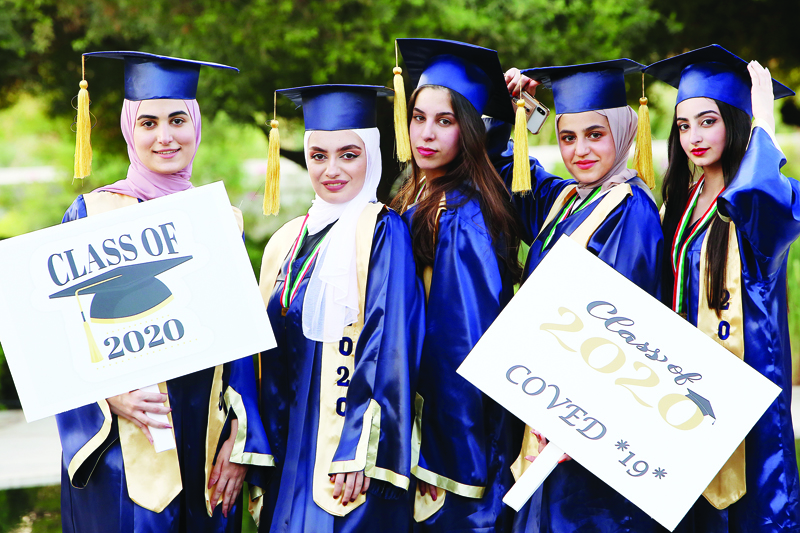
[556, 106, 639, 200]
[301, 127, 382, 342]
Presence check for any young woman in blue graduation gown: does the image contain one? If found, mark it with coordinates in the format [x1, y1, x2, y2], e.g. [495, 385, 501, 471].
[648, 47, 800, 532]
[391, 39, 525, 533]
[256, 85, 424, 533]
[489, 63, 664, 532]
[57, 53, 272, 533]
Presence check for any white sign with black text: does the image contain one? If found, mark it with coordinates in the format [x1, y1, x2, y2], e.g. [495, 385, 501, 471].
[0, 182, 275, 422]
[458, 237, 779, 531]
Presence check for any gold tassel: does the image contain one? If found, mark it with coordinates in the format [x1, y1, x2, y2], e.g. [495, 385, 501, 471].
[512, 98, 531, 193]
[263, 119, 281, 216]
[633, 74, 655, 190]
[83, 320, 103, 363]
[76, 290, 102, 363]
[263, 90, 281, 216]
[74, 55, 92, 180]
[393, 42, 411, 163]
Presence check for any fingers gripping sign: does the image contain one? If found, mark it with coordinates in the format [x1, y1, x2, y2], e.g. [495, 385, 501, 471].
[107, 384, 172, 446]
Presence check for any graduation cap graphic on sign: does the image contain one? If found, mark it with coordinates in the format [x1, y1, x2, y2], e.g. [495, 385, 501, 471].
[49, 256, 192, 363]
[686, 388, 716, 423]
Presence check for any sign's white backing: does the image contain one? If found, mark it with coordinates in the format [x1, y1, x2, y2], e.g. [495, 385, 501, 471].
[458, 237, 780, 531]
[0, 182, 276, 421]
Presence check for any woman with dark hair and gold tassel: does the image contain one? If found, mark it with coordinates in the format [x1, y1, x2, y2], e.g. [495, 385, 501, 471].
[390, 38, 525, 532]
[58, 51, 273, 533]
[646, 45, 800, 533]
[488, 61, 664, 532]
[256, 84, 425, 532]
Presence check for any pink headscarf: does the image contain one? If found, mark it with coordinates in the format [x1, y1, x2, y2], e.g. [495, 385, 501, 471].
[96, 99, 202, 200]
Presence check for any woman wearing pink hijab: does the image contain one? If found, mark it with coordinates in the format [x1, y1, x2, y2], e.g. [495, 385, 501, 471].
[57, 52, 272, 533]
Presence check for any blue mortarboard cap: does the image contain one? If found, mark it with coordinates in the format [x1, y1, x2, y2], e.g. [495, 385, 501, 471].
[276, 84, 392, 131]
[522, 59, 644, 115]
[83, 51, 238, 101]
[49, 256, 192, 322]
[396, 38, 514, 124]
[644, 45, 795, 117]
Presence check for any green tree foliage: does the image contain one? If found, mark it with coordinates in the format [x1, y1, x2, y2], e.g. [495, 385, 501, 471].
[0, 0, 665, 197]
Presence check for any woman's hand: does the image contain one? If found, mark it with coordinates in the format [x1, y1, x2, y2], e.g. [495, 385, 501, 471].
[525, 428, 571, 464]
[504, 68, 540, 98]
[749, 60, 775, 133]
[418, 480, 439, 501]
[209, 419, 248, 518]
[107, 389, 171, 444]
[329, 471, 371, 506]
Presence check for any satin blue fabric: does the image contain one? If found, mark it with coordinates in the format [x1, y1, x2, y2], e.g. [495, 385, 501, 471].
[258, 209, 424, 532]
[520, 59, 642, 115]
[396, 38, 515, 124]
[488, 126, 665, 532]
[403, 191, 523, 532]
[643, 45, 795, 118]
[276, 85, 392, 131]
[58, 194, 271, 533]
[83, 51, 238, 100]
[663, 128, 800, 532]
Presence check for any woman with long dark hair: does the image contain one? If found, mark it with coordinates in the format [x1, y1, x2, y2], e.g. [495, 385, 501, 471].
[493, 60, 664, 533]
[57, 52, 272, 533]
[391, 38, 524, 533]
[646, 45, 800, 532]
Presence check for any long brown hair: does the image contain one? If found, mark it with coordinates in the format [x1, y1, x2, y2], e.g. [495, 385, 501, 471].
[661, 99, 750, 315]
[391, 85, 522, 282]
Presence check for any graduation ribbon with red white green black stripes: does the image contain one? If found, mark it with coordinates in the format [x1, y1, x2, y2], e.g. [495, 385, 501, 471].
[671, 176, 724, 314]
[541, 187, 602, 251]
[281, 214, 326, 312]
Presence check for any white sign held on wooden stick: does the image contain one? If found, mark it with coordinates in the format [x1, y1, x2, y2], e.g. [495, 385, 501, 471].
[458, 237, 779, 531]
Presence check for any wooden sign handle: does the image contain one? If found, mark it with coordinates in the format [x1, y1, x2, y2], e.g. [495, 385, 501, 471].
[503, 442, 564, 511]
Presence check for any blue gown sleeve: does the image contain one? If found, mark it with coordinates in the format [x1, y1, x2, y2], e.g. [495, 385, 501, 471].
[56, 402, 117, 487]
[484, 118, 572, 244]
[414, 199, 516, 495]
[588, 186, 664, 299]
[226, 354, 274, 490]
[330, 210, 425, 492]
[717, 126, 800, 276]
[62, 195, 87, 223]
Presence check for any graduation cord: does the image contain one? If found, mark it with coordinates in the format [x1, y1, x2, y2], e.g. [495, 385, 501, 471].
[413, 175, 427, 204]
[670, 176, 723, 314]
[280, 215, 327, 313]
[540, 187, 601, 251]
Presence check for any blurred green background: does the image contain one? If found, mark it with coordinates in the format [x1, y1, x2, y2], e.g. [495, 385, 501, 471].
[1, 0, 800, 530]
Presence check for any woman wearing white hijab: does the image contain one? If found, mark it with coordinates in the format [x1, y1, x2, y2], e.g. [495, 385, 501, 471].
[490, 61, 664, 532]
[256, 85, 424, 533]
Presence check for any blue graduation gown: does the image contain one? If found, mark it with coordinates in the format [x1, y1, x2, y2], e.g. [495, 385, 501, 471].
[490, 131, 665, 533]
[57, 194, 272, 533]
[259, 208, 424, 533]
[403, 190, 523, 532]
[664, 128, 800, 532]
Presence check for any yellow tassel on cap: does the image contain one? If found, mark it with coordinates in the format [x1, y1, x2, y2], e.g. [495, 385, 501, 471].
[74, 55, 92, 180]
[84, 321, 103, 363]
[512, 98, 531, 193]
[263, 119, 281, 216]
[394, 67, 412, 162]
[393, 42, 411, 163]
[633, 74, 655, 190]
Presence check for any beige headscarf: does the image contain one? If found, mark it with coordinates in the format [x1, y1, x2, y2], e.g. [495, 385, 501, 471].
[556, 106, 639, 200]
